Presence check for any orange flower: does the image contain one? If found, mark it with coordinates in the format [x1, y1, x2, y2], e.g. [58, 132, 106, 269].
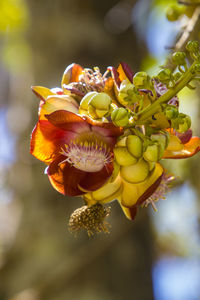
[30, 110, 122, 196]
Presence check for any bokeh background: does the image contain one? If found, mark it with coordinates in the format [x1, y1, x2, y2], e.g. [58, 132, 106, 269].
[0, 0, 200, 299]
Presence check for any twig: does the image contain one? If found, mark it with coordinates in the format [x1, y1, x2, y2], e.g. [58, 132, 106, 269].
[165, 5, 200, 69]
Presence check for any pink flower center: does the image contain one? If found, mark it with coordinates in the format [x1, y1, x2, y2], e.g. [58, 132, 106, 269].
[59, 140, 112, 172]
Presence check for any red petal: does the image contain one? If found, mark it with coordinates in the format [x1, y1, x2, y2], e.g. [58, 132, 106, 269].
[61, 63, 83, 86]
[78, 163, 113, 192]
[45, 110, 90, 133]
[47, 156, 86, 196]
[175, 129, 193, 144]
[118, 62, 134, 83]
[30, 120, 77, 163]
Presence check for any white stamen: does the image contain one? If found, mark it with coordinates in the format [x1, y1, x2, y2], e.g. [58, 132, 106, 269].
[59, 141, 112, 172]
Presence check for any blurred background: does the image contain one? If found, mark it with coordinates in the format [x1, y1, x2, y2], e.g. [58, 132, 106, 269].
[0, 0, 200, 299]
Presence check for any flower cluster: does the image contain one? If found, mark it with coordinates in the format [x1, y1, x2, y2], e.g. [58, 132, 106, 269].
[30, 42, 200, 235]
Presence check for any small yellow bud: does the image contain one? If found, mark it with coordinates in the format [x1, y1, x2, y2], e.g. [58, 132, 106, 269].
[111, 107, 129, 127]
[121, 159, 149, 183]
[143, 144, 159, 162]
[126, 135, 143, 158]
[114, 147, 137, 166]
[88, 92, 112, 119]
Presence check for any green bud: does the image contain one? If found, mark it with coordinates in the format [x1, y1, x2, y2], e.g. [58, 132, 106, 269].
[157, 68, 172, 84]
[111, 107, 129, 127]
[164, 105, 179, 119]
[114, 147, 137, 166]
[126, 135, 143, 158]
[143, 144, 159, 162]
[177, 114, 191, 133]
[172, 52, 186, 66]
[191, 63, 200, 74]
[80, 91, 98, 110]
[186, 41, 199, 54]
[88, 92, 112, 119]
[118, 81, 142, 105]
[173, 72, 182, 81]
[166, 4, 184, 22]
[151, 133, 169, 159]
[133, 72, 149, 88]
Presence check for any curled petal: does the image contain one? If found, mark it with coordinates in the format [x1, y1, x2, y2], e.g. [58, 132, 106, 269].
[118, 62, 134, 83]
[78, 163, 113, 193]
[45, 110, 90, 133]
[47, 156, 85, 196]
[121, 163, 164, 208]
[39, 95, 79, 119]
[47, 156, 114, 196]
[30, 120, 77, 163]
[31, 86, 56, 102]
[61, 63, 83, 87]
[163, 136, 200, 159]
[118, 201, 138, 221]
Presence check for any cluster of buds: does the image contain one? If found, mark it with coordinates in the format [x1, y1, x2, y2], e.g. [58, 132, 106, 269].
[30, 41, 200, 236]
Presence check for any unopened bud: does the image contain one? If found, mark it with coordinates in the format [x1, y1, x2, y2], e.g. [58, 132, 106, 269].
[80, 91, 98, 112]
[118, 81, 141, 105]
[164, 105, 179, 119]
[114, 147, 137, 166]
[191, 63, 200, 74]
[126, 135, 143, 158]
[157, 69, 172, 83]
[121, 159, 149, 183]
[186, 41, 199, 54]
[88, 92, 112, 119]
[143, 144, 159, 162]
[173, 72, 182, 81]
[151, 132, 169, 159]
[133, 72, 149, 88]
[172, 52, 186, 66]
[111, 107, 129, 127]
[177, 114, 191, 133]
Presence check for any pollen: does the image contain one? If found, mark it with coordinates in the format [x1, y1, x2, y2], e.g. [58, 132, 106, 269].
[68, 204, 111, 236]
[59, 140, 112, 172]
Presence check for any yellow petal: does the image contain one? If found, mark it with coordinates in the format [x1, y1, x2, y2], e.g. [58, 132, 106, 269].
[121, 163, 163, 207]
[85, 175, 122, 204]
[120, 159, 149, 183]
[32, 86, 56, 101]
[117, 198, 137, 220]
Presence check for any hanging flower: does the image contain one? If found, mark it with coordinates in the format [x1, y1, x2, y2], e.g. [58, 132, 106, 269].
[30, 52, 200, 235]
